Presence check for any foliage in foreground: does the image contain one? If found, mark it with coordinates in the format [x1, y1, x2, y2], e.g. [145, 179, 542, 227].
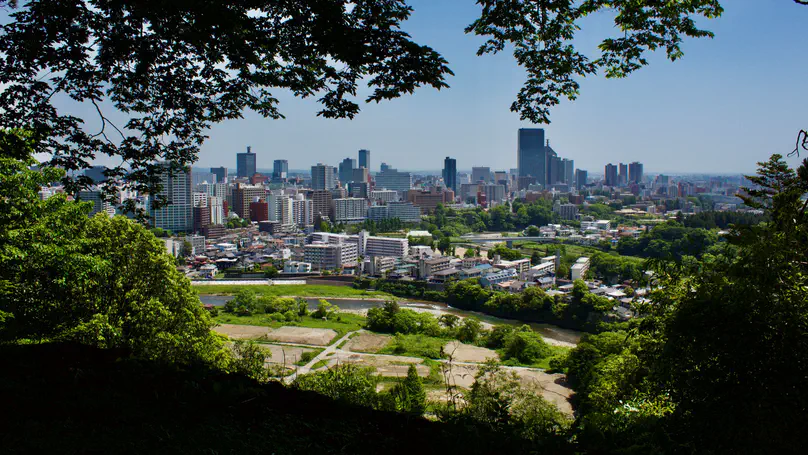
[560, 154, 808, 453]
[0, 131, 226, 367]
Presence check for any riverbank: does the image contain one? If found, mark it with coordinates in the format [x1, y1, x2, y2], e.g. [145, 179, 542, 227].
[194, 283, 393, 299]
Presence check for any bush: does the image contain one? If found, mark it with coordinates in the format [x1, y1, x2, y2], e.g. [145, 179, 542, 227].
[269, 312, 285, 321]
[503, 326, 552, 365]
[283, 310, 298, 322]
[299, 351, 316, 364]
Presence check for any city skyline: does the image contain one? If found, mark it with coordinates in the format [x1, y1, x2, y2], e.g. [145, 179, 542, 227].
[184, 0, 807, 174]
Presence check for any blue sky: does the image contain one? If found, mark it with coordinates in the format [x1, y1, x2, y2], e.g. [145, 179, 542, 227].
[13, 1, 808, 174]
[199, 0, 808, 174]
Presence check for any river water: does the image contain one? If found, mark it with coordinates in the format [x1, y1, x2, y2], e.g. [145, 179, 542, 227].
[199, 295, 582, 346]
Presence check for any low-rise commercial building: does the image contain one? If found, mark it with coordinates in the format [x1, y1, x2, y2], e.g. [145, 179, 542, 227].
[571, 257, 591, 280]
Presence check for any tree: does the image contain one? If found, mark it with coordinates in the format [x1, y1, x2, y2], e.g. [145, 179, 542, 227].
[263, 266, 279, 278]
[312, 300, 337, 320]
[0, 131, 225, 365]
[389, 364, 426, 415]
[0, 1, 451, 207]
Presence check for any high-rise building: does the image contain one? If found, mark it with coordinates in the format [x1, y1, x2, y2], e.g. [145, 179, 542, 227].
[209, 196, 224, 225]
[149, 162, 193, 233]
[604, 164, 618, 187]
[78, 188, 115, 216]
[84, 165, 108, 184]
[273, 160, 288, 179]
[231, 184, 265, 220]
[629, 161, 644, 184]
[482, 184, 506, 206]
[575, 169, 588, 190]
[443, 157, 457, 192]
[210, 166, 227, 184]
[311, 163, 336, 190]
[471, 166, 491, 183]
[375, 167, 412, 194]
[310, 190, 333, 222]
[380, 162, 391, 172]
[236, 146, 257, 178]
[618, 163, 628, 186]
[358, 149, 370, 172]
[562, 159, 574, 185]
[547, 155, 562, 184]
[292, 195, 313, 226]
[352, 167, 369, 184]
[338, 157, 357, 184]
[370, 189, 399, 203]
[517, 128, 546, 185]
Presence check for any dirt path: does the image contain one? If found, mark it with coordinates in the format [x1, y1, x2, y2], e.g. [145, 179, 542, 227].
[343, 333, 392, 353]
[444, 340, 499, 363]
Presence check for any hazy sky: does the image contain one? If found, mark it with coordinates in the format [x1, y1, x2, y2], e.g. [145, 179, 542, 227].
[17, 0, 808, 174]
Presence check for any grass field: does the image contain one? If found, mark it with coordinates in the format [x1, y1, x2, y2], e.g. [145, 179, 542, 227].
[378, 334, 449, 359]
[195, 283, 392, 299]
[214, 312, 366, 340]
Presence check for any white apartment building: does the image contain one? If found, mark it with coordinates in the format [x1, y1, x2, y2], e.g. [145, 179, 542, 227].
[370, 189, 399, 203]
[359, 230, 409, 258]
[333, 197, 367, 223]
[304, 241, 358, 271]
[571, 257, 591, 280]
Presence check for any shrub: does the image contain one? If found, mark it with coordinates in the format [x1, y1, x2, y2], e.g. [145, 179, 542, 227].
[283, 310, 298, 322]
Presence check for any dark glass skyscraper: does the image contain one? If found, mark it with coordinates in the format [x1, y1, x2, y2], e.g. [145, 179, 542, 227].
[443, 157, 457, 192]
[629, 161, 644, 184]
[604, 163, 618, 187]
[210, 166, 227, 183]
[236, 146, 256, 178]
[273, 159, 288, 179]
[338, 158, 356, 184]
[358, 149, 370, 171]
[517, 128, 546, 186]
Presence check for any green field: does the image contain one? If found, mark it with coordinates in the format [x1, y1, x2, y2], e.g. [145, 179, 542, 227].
[214, 312, 366, 340]
[195, 283, 393, 299]
[378, 334, 449, 359]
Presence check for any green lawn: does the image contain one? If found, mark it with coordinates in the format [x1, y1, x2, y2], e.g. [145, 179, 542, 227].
[194, 283, 393, 299]
[378, 334, 449, 359]
[309, 359, 329, 370]
[214, 312, 366, 341]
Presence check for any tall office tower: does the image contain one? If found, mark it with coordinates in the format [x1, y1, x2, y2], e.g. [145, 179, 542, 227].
[443, 157, 457, 192]
[629, 161, 644, 184]
[78, 188, 116, 216]
[380, 162, 390, 172]
[149, 162, 193, 233]
[375, 167, 413, 194]
[493, 171, 508, 185]
[338, 157, 357, 184]
[575, 169, 588, 190]
[310, 190, 333, 222]
[351, 167, 369, 184]
[311, 163, 336, 190]
[547, 155, 562, 184]
[273, 160, 288, 179]
[517, 128, 546, 185]
[562, 159, 574, 185]
[210, 166, 227, 183]
[84, 165, 108, 184]
[231, 184, 265, 220]
[358, 149, 371, 172]
[236, 146, 257, 178]
[618, 163, 628, 186]
[604, 163, 618, 187]
[471, 166, 491, 183]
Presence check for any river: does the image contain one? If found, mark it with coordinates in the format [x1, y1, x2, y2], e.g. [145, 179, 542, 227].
[199, 295, 582, 346]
